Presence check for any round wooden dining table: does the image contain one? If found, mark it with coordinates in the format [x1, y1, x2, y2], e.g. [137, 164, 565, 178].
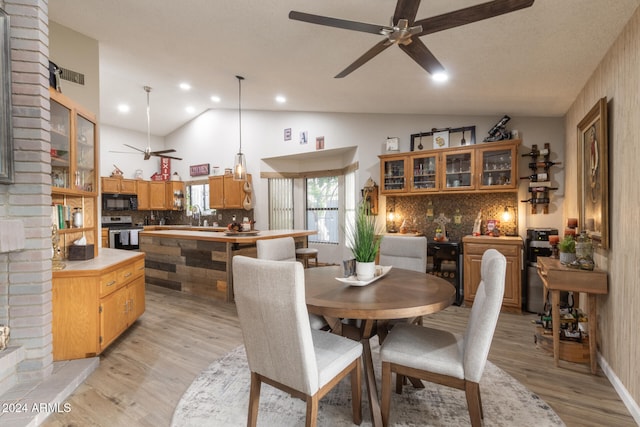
[304, 265, 456, 427]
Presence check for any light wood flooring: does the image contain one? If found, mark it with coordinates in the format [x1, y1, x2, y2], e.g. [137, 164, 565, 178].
[42, 284, 635, 427]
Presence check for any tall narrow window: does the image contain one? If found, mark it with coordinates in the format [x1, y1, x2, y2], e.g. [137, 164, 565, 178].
[268, 178, 294, 229]
[344, 171, 356, 241]
[306, 176, 339, 244]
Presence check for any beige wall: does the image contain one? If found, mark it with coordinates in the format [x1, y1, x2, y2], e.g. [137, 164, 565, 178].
[563, 7, 640, 412]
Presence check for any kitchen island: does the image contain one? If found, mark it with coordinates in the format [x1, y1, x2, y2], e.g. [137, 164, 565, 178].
[139, 229, 316, 301]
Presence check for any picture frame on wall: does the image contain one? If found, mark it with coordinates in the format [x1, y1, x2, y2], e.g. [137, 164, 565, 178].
[577, 97, 609, 249]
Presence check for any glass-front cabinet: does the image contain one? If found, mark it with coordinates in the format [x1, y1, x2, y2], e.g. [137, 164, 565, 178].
[477, 142, 518, 190]
[380, 155, 408, 194]
[380, 139, 520, 195]
[409, 153, 439, 193]
[50, 88, 99, 259]
[442, 149, 474, 191]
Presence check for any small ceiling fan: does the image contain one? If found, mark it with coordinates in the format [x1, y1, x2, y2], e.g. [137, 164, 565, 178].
[289, 0, 534, 78]
[118, 86, 182, 160]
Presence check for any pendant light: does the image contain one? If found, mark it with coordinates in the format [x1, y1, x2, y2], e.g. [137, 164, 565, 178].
[233, 75, 247, 181]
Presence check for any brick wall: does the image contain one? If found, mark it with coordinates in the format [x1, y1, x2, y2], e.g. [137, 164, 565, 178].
[1, 0, 53, 381]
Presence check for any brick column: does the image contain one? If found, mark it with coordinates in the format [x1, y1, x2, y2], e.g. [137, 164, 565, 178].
[2, 0, 53, 381]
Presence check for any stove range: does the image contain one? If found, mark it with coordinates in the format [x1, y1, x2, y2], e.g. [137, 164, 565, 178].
[101, 215, 143, 250]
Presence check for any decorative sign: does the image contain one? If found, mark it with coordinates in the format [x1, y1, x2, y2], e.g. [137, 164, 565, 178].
[284, 128, 292, 141]
[190, 163, 210, 176]
[160, 157, 171, 180]
[316, 136, 325, 150]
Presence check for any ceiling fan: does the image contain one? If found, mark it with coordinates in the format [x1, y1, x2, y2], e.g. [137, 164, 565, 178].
[119, 86, 182, 160]
[289, 0, 534, 78]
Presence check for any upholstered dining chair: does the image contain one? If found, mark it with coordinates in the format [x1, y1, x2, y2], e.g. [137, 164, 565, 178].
[378, 235, 428, 330]
[378, 235, 428, 273]
[379, 248, 506, 427]
[232, 256, 363, 427]
[256, 237, 328, 330]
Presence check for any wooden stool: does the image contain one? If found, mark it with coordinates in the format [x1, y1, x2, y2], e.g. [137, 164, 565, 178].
[296, 248, 318, 268]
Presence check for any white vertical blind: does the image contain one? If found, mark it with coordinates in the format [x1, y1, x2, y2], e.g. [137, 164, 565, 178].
[268, 178, 294, 229]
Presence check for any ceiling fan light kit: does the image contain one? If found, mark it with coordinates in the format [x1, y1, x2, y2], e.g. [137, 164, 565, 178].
[233, 75, 247, 181]
[289, 0, 535, 78]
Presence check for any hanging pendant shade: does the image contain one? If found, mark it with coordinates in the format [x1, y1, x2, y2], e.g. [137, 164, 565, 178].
[233, 75, 247, 181]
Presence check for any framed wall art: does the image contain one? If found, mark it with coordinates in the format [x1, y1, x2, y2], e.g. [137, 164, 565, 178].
[410, 126, 476, 151]
[0, 8, 14, 184]
[577, 97, 609, 249]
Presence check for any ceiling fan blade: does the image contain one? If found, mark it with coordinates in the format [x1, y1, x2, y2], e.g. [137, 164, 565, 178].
[335, 39, 392, 78]
[150, 149, 177, 155]
[289, 11, 389, 35]
[124, 144, 145, 153]
[393, 0, 421, 25]
[153, 153, 182, 161]
[414, 0, 534, 36]
[399, 38, 445, 75]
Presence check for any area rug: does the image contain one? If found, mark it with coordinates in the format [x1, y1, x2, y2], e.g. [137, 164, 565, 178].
[172, 344, 564, 427]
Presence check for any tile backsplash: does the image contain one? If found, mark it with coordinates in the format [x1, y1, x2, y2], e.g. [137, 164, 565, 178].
[386, 193, 518, 242]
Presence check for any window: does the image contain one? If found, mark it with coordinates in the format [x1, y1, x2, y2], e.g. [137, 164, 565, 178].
[268, 178, 294, 229]
[306, 176, 339, 244]
[186, 182, 210, 214]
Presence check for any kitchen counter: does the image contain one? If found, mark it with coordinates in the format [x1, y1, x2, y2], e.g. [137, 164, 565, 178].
[139, 229, 316, 302]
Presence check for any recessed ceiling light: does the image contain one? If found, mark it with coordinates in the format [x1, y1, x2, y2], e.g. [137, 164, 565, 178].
[275, 95, 286, 104]
[186, 106, 196, 114]
[432, 72, 449, 83]
[117, 104, 130, 113]
[179, 82, 191, 91]
[210, 95, 221, 103]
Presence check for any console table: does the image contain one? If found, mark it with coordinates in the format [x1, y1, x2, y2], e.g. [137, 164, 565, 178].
[536, 257, 608, 374]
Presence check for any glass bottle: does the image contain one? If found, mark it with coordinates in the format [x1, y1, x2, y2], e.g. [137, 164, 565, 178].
[575, 230, 594, 270]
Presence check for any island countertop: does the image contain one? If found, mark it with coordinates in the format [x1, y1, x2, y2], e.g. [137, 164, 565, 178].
[139, 228, 316, 243]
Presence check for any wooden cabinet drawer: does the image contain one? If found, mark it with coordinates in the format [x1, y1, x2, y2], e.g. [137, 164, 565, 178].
[464, 242, 519, 257]
[100, 270, 119, 296]
[118, 262, 136, 284]
[133, 258, 145, 279]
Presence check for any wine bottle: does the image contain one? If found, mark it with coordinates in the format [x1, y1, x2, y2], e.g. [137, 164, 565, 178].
[528, 160, 561, 169]
[521, 147, 550, 157]
[521, 197, 550, 204]
[520, 173, 548, 181]
[529, 186, 558, 192]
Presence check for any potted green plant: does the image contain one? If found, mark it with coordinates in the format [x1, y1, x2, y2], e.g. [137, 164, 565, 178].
[346, 201, 382, 280]
[558, 235, 576, 265]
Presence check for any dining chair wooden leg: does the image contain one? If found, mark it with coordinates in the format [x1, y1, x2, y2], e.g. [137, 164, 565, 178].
[351, 357, 363, 424]
[395, 373, 404, 394]
[465, 381, 482, 427]
[305, 394, 319, 427]
[381, 362, 392, 427]
[248, 372, 261, 427]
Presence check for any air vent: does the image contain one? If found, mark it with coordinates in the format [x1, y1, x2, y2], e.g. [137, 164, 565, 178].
[59, 67, 85, 85]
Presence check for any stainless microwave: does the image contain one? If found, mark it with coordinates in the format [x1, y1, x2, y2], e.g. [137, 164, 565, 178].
[102, 194, 138, 211]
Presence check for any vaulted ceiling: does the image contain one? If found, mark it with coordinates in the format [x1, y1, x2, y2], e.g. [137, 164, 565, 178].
[49, 0, 640, 136]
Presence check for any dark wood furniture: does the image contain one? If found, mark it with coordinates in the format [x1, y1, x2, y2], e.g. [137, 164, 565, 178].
[304, 266, 456, 427]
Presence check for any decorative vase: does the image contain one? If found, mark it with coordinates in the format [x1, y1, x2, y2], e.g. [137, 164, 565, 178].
[559, 251, 576, 265]
[356, 261, 376, 281]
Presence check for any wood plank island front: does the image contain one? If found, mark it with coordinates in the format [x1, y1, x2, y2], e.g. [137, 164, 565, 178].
[139, 229, 316, 302]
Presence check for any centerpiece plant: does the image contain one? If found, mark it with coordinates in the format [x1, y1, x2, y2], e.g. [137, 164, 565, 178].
[346, 201, 382, 280]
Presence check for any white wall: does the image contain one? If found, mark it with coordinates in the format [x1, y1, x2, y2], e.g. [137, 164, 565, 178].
[162, 109, 565, 236]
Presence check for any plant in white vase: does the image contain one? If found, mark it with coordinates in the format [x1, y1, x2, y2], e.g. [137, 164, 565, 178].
[346, 201, 382, 281]
[558, 235, 576, 265]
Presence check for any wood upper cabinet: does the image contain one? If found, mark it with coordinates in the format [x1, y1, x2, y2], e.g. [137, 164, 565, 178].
[137, 180, 150, 210]
[462, 236, 523, 313]
[209, 174, 252, 209]
[52, 251, 145, 360]
[101, 177, 137, 194]
[380, 155, 409, 194]
[50, 88, 99, 258]
[379, 139, 520, 195]
[149, 181, 167, 210]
